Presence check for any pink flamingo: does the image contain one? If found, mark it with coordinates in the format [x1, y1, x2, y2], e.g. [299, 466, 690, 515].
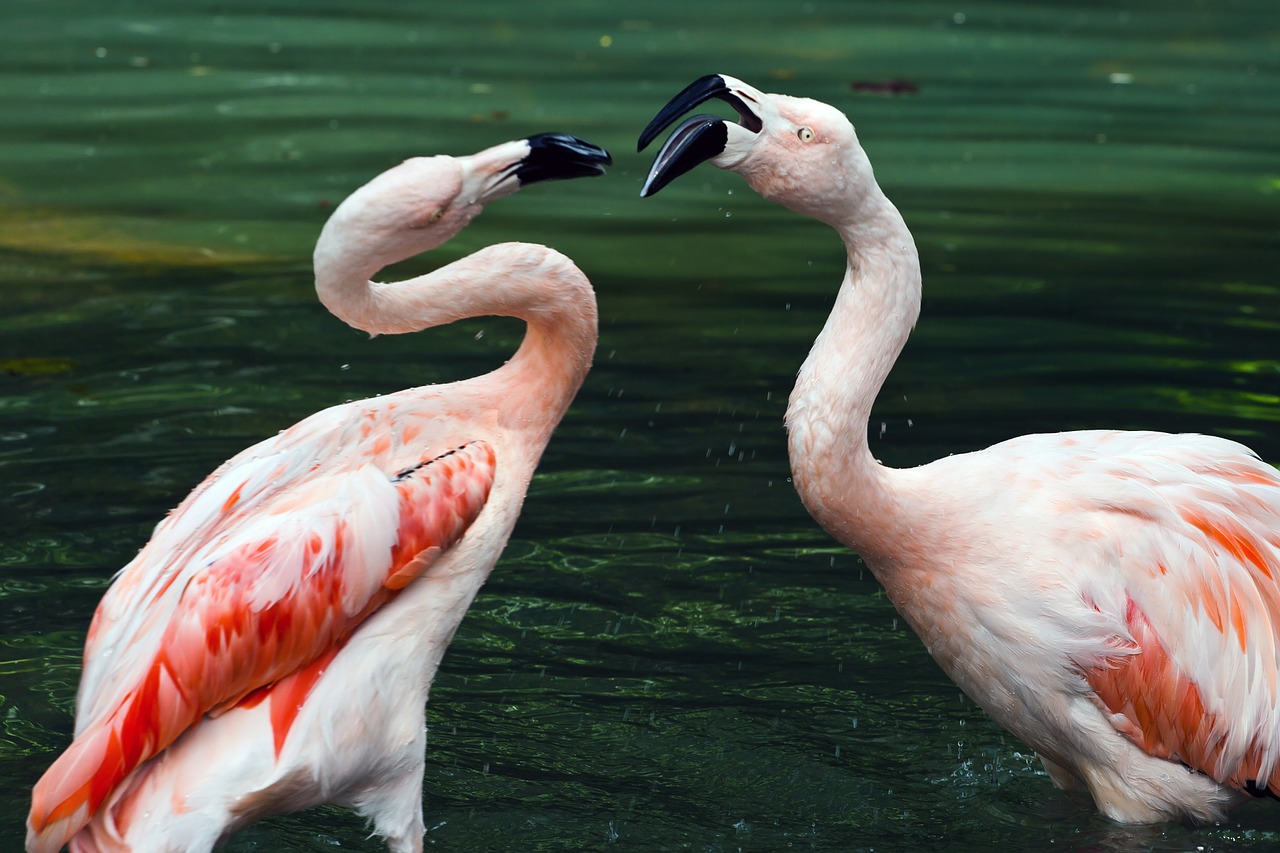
[639, 74, 1280, 823]
[27, 133, 610, 852]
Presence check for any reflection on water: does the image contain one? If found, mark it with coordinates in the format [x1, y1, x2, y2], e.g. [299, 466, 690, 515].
[3, 0, 1279, 850]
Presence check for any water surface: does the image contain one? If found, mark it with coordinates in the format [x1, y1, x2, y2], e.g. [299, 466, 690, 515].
[2, 1, 1279, 850]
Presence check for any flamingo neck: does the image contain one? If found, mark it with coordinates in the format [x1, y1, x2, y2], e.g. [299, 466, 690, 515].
[785, 185, 921, 565]
[313, 237, 598, 430]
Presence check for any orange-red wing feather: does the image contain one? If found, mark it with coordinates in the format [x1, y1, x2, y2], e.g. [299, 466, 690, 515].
[1089, 595, 1225, 777]
[1085, 455, 1280, 793]
[28, 440, 496, 843]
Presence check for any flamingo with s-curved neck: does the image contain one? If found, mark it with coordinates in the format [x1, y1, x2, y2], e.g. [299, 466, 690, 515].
[28, 133, 609, 852]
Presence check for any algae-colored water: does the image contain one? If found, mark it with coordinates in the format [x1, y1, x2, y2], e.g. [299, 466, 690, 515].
[2, 2, 1278, 849]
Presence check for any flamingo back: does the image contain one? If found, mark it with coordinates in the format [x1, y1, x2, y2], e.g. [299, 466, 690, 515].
[27, 440, 496, 850]
[1074, 435, 1280, 793]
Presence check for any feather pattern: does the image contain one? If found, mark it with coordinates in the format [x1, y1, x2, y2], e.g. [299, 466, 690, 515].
[30, 439, 495, 834]
[28, 134, 606, 851]
[637, 73, 1280, 822]
[1068, 433, 1280, 790]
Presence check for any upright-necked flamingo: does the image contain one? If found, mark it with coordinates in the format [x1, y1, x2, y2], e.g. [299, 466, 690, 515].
[27, 133, 610, 852]
[639, 74, 1280, 823]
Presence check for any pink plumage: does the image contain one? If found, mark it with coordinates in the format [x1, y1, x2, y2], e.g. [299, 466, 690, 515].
[639, 74, 1280, 823]
[28, 134, 609, 852]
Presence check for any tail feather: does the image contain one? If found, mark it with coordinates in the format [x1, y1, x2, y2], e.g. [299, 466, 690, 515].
[26, 716, 128, 852]
[27, 802, 91, 853]
[28, 668, 192, 852]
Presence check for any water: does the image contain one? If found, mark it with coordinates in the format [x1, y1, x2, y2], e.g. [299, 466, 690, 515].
[2, 1, 1279, 850]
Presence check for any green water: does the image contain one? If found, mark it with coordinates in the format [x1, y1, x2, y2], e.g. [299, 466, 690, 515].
[2, 1, 1279, 850]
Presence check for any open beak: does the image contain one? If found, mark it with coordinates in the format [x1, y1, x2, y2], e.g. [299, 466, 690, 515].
[637, 75, 763, 197]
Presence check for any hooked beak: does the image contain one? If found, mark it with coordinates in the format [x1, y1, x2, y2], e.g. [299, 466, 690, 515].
[474, 133, 611, 206]
[511, 133, 612, 186]
[637, 74, 763, 197]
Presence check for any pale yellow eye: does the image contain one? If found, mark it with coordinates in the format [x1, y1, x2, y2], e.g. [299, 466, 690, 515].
[797, 126, 815, 143]
[428, 209, 445, 223]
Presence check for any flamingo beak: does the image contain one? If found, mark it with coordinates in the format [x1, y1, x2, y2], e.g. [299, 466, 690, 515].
[512, 133, 612, 186]
[637, 74, 763, 197]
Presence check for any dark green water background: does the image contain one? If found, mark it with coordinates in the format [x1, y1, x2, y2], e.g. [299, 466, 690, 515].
[2, 1, 1278, 850]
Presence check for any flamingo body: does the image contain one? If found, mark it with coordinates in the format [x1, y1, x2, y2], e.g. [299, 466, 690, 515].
[28, 134, 610, 851]
[639, 74, 1280, 823]
[887, 429, 1280, 820]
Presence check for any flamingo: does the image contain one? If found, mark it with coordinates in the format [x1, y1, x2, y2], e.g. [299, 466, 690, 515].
[638, 74, 1280, 823]
[26, 132, 610, 852]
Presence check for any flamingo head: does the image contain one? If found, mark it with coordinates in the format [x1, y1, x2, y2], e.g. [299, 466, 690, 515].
[637, 74, 873, 226]
[464, 133, 613, 206]
[320, 134, 610, 272]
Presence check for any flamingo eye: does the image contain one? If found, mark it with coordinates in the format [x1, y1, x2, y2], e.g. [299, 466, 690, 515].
[428, 209, 445, 223]
[797, 126, 816, 143]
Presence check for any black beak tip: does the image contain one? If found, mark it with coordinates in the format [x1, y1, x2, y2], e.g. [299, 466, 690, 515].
[638, 114, 728, 199]
[517, 133, 612, 184]
[637, 74, 764, 197]
[636, 74, 729, 153]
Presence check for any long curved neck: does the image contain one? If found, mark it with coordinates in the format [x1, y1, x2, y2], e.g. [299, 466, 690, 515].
[313, 237, 597, 431]
[785, 184, 921, 566]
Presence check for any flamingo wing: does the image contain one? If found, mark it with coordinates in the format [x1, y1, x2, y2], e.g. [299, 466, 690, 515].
[28, 439, 496, 844]
[1073, 433, 1280, 792]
